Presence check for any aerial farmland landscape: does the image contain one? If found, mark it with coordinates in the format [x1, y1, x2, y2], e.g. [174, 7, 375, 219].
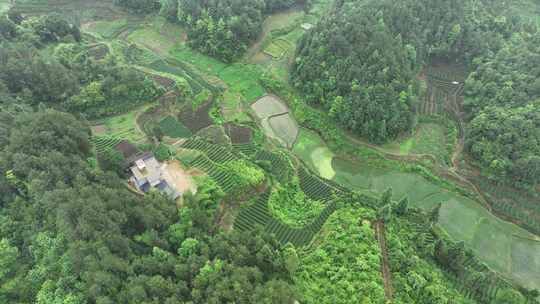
[0, 0, 539, 303]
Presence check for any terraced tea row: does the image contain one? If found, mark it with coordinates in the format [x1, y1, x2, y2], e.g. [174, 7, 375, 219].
[254, 150, 293, 181]
[298, 167, 346, 202]
[91, 136, 122, 154]
[233, 143, 259, 157]
[182, 137, 240, 163]
[235, 192, 338, 246]
[188, 155, 237, 193]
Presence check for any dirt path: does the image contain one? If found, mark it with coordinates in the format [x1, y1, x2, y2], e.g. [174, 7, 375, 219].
[375, 220, 394, 300]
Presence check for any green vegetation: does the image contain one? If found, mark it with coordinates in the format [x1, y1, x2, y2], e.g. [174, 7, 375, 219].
[2, 2, 540, 303]
[382, 117, 456, 165]
[86, 18, 129, 39]
[159, 115, 192, 138]
[172, 47, 266, 102]
[293, 129, 335, 179]
[268, 180, 325, 227]
[90, 135, 122, 154]
[171, 0, 305, 61]
[96, 107, 149, 143]
[264, 38, 291, 59]
[294, 207, 386, 304]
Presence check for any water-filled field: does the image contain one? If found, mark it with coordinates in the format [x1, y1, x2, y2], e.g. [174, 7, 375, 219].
[293, 132, 540, 291]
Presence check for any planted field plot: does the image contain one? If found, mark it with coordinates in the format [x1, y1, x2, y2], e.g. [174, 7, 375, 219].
[195, 125, 231, 145]
[84, 18, 130, 39]
[224, 123, 253, 144]
[178, 102, 213, 133]
[171, 47, 265, 102]
[420, 64, 466, 116]
[252, 95, 299, 149]
[159, 116, 192, 138]
[188, 155, 237, 193]
[381, 120, 454, 165]
[127, 21, 185, 55]
[13, 0, 121, 23]
[234, 192, 339, 247]
[120, 42, 162, 66]
[298, 167, 345, 202]
[221, 91, 252, 122]
[267, 113, 299, 148]
[86, 43, 110, 60]
[264, 39, 291, 59]
[147, 60, 205, 95]
[181, 137, 239, 164]
[91, 136, 122, 154]
[0, 0, 9, 14]
[233, 143, 259, 157]
[92, 107, 149, 144]
[148, 74, 176, 90]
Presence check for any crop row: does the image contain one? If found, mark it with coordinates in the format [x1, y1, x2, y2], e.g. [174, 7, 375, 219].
[91, 136, 122, 154]
[234, 192, 273, 231]
[189, 155, 236, 193]
[235, 192, 339, 247]
[298, 167, 346, 202]
[182, 137, 239, 164]
[265, 202, 338, 246]
[232, 143, 259, 157]
[254, 150, 293, 181]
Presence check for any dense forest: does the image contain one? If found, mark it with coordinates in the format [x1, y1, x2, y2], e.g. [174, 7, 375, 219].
[291, 0, 540, 187]
[0, 13, 162, 118]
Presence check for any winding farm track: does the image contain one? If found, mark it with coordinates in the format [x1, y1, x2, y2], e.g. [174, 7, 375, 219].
[374, 220, 394, 300]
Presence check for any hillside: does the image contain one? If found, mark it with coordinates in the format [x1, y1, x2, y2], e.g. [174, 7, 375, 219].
[0, 0, 539, 303]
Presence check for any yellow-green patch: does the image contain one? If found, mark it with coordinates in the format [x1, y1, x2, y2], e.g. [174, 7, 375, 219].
[293, 129, 335, 179]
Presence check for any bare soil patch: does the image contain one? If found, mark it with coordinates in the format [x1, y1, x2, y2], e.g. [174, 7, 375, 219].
[163, 160, 196, 196]
[224, 123, 253, 144]
[178, 101, 213, 133]
[91, 124, 107, 136]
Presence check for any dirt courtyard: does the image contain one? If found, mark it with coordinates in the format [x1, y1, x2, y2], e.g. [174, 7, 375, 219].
[162, 160, 197, 196]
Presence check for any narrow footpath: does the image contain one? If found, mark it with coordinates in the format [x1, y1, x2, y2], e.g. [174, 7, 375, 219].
[375, 220, 394, 301]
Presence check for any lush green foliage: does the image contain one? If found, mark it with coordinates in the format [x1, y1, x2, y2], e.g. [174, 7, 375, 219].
[294, 207, 386, 304]
[268, 178, 325, 227]
[114, 0, 158, 13]
[464, 33, 540, 188]
[0, 109, 296, 303]
[223, 159, 266, 188]
[159, 115, 192, 138]
[292, 0, 419, 143]
[175, 0, 303, 61]
[0, 14, 162, 118]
